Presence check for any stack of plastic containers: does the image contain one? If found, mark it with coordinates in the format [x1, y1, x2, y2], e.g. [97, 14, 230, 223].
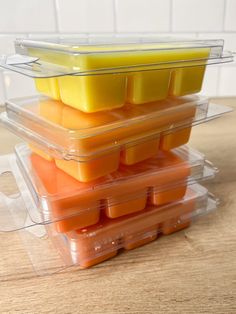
[0, 36, 233, 274]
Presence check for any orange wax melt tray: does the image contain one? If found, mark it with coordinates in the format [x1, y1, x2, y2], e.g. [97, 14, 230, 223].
[0, 171, 218, 274]
[59, 184, 216, 268]
[10, 142, 216, 234]
[2, 95, 211, 182]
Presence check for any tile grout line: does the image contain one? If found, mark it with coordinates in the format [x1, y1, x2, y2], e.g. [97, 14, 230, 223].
[113, 0, 117, 33]
[169, 0, 173, 32]
[222, 0, 227, 31]
[52, 0, 60, 33]
[0, 31, 236, 35]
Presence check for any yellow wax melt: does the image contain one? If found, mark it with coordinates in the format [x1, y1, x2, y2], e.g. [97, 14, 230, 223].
[28, 43, 209, 112]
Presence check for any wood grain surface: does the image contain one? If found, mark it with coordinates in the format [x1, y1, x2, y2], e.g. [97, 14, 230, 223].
[0, 98, 235, 314]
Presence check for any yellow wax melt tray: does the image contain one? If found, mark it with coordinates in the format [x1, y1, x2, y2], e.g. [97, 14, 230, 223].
[0, 36, 233, 113]
[1, 95, 232, 182]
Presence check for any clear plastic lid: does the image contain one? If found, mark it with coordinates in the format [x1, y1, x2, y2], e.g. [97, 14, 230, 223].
[65, 184, 215, 269]
[1, 95, 232, 161]
[0, 36, 233, 77]
[0, 143, 216, 233]
[0, 183, 218, 276]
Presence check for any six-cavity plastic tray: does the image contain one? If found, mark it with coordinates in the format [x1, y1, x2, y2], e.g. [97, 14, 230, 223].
[54, 184, 216, 268]
[1, 95, 231, 182]
[0, 178, 218, 274]
[0, 36, 232, 112]
[8, 142, 216, 234]
[0, 94, 215, 182]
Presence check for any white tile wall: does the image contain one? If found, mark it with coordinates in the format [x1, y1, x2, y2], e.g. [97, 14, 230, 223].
[115, 0, 170, 32]
[172, 0, 225, 32]
[219, 66, 236, 96]
[198, 33, 236, 51]
[201, 67, 220, 97]
[0, 0, 235, 103]
[56, 0, 115, 32]
[0, 36, 23, 55]
[0, 0, 56, 33]
[225, 0, 236, 31]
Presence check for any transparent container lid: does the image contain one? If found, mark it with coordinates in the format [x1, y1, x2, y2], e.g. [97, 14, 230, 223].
[1, 95, 232, 161]
[0, 183, 219, 276]
[65, 184, 215, 268]
[0, 143, 216, 233]
[0, 36, 233, 77]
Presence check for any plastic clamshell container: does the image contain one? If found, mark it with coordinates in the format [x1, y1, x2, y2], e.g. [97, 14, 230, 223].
[0, 178, 218, 275]
[8, 36, 232, 112]
[3, 95, 209, 182]
[9, 142, 216, 234]
[63, 184, 214, 268]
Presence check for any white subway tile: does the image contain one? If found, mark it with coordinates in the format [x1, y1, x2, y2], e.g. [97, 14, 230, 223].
[116, 0, 170, 32]
[162, 33, 198, 38]
[0, 35, 28, 55]
[3, 71, 37, 99]
[0, 0, 56, 33]
[225, 0, 236, 31]
[198, 33, 236, 51]
[138, 33, 198, 39]
[0, 36, 18, 55]
[0, 72, 6, 105]
[201, 66, 219, 96]
[28, 34, 61, 39]
[172, 0, 224, 32]
[219, 66, 236, 96]
[56, 0, 114, 32]
[115, 33, 195, 44]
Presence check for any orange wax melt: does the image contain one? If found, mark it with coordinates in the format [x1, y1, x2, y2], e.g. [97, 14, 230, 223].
[22, 94, 201, 182]
[66, 185, 208, 268]
[16, 141, 210, 233]
[4, 94, 209, 182]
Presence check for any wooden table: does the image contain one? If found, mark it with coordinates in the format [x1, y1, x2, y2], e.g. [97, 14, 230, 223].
[0, 98, 235, 314]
